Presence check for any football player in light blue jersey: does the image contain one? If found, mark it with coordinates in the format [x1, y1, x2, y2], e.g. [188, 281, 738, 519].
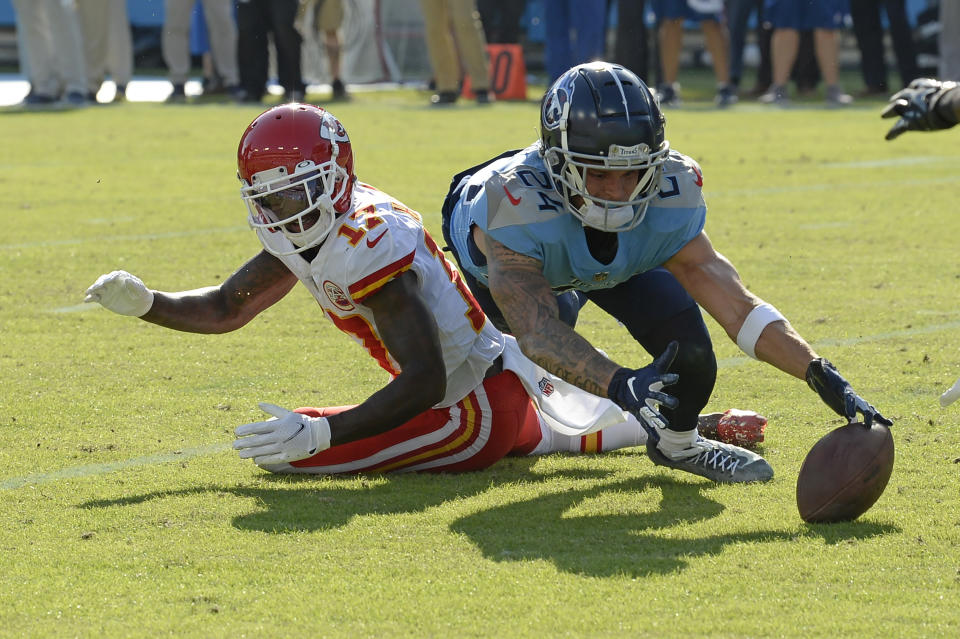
[442, 61, 891, 484]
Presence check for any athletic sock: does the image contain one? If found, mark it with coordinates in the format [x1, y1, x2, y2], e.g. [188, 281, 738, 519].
[655, 427, 699, 459]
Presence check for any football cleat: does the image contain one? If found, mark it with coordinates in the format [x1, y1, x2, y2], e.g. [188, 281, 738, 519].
[646, 436, 774, 483]
[697, 409, 766, 449]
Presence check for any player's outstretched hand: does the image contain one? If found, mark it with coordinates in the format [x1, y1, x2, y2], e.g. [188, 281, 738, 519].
[84, 270, 155, 317]
[233, 402, 332, 465]
[882, 78, 959, 140]
[805, 358, 893, 428]
[608, 341, 680, 434]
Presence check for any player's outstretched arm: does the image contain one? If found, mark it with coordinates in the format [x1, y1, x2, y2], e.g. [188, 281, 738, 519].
[480, 232, 622, 397]
[665, 232, 815, 378]
[665, 232, 891, 427]
[234, 271, 447, 462]
[85, 250, 297, 333]
[882, 78, 960, 140]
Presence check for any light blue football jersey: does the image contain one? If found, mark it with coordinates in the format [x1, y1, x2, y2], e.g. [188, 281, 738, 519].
[447, 143, 707, 291]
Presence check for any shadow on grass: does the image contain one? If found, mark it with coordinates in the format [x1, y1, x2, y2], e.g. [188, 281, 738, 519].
[79, 456, 898, 578]
[448, 473, 899, 577]
[80, 457, 587, 527]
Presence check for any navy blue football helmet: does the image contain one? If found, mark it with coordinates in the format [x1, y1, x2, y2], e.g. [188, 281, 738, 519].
[539, 62, 670, 232]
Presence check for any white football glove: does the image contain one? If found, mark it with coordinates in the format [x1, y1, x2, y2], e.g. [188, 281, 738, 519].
[233, 402, 332, 465]
[84, 270, 155, 317]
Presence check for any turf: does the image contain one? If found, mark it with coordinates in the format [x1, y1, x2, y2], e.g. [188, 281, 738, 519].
[2, 81, 960, 637]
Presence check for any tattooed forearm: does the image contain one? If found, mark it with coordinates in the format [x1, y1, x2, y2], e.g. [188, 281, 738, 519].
[486, 238, 620, 397]
[526, 332, 615, 397]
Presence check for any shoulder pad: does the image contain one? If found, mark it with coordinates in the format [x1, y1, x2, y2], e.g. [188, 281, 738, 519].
[485, 164, 565, 231]
[655, 150, 706, 209]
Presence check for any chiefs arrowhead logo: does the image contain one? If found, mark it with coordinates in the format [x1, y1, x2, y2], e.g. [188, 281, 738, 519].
[323, 280, 354, 311]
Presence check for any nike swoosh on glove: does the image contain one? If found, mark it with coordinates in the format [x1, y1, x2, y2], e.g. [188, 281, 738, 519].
[608, 341, 680, 436]
[233, 402, 332, 465]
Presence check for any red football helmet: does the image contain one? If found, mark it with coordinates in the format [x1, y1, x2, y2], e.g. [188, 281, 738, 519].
[237, 103, 356, 255]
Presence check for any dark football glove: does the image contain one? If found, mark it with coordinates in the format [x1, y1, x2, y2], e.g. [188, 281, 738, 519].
[805, 358, 892, 428]
[608, 341, 680, 435]
[882, 78, 959, 140]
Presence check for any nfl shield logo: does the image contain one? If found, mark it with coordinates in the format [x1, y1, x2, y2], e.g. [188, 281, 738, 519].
[537, 378, 555, 397]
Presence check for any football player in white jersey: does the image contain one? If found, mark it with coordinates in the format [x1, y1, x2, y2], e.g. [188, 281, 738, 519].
[442, 61, 891, 484]
[84, 103, 673, 474]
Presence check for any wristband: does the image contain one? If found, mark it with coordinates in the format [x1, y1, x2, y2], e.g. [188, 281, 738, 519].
[736, 303, 786, 360]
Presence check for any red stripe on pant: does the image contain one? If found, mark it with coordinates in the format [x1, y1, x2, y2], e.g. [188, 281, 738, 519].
[580, 431, 602, 453]
[287, 370, 538, 473]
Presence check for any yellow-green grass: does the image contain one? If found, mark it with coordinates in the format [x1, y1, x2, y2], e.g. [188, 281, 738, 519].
[1, 85, 959, 637]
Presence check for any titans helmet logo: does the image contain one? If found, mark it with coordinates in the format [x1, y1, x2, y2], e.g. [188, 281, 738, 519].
[542, 85, 572, 131]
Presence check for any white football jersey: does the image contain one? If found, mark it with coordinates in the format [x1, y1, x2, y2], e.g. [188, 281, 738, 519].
[257, 182, 504, 408]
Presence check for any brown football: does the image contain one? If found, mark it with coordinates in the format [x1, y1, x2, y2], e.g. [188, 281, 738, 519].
[796, 422, 895, 523]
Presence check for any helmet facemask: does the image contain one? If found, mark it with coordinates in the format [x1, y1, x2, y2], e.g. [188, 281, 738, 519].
[546, 138, 669, 233]
[241, 156, 350, 256]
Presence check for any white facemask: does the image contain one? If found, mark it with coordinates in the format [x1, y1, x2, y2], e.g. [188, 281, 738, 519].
[579, 202, 637, 232]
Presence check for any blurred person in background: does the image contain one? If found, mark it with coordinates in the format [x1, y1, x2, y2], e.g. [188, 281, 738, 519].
[543, 0, 607, 83]
[419, 0, 492, 106]
[163, 0, 240, 103]
[652, 0, 737, 107]
[236, 0, 306, 103]
[758, 0, 852, 105]
[12, 0, 88, 107]
[77, 0, 133, 103]
[297, 0, 350, 101]
[939, 0, 960, 81]
[726, 0, 767, 95]
[849, 0, 918, 96]
[613, 0, 651, 84]
[476, 0, 527, 44]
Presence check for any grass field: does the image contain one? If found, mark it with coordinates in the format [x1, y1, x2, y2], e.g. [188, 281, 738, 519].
[2, 80, 960, 637]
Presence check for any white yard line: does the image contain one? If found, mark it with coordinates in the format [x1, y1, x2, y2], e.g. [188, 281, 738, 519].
[0, 443, 232, 490]
[0, 226, 248, 251]
[709, 174, 960, 197]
